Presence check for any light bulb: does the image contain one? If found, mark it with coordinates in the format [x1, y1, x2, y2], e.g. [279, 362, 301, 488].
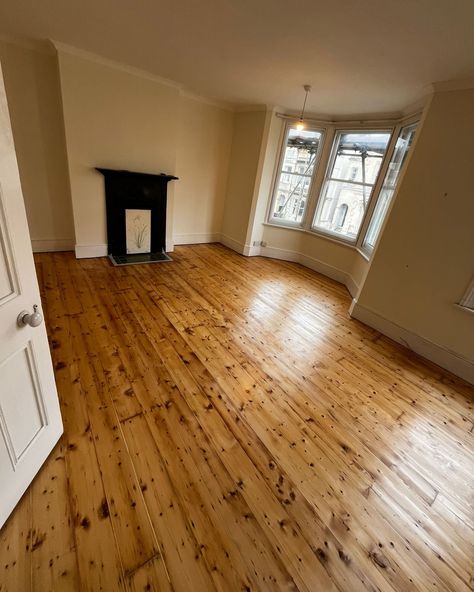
[296, 120, 305, 131]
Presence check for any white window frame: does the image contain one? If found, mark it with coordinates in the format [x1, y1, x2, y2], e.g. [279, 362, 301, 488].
[265, 112, 423, 259]
[360, 121, 419, 256]
[267, 121, 326, 228]
[310, 128, 394, 245]
[459, 277, 474, 312]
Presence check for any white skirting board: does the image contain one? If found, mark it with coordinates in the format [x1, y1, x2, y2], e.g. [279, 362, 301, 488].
[259, 244, 359, 298]
[75, 233, 255, 259]
[219, 234, 247, 254]
[218, 239, 359, 297]
[219, 234, 267, 257]
[75, 240, 175, 259]
[75, 243, 108, 258]
[31, 238, 74, 253]
[350, 299, 474, 384]
[173, 233, 221, 245]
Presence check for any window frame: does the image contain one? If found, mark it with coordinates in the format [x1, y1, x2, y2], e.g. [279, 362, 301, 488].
[459, 277, 474, 312]
[265, 113, 422, 258]
[310, 127, 394, 245]
[360, 121, 419, 256]
[267, 121, 326, 228]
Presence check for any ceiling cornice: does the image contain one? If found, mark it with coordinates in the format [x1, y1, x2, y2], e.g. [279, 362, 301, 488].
[233, 104, 268, 113]
[431, 75, 474, 93]
[400, 94, 430, 118]
[50, 40, 236, 112]
[0, 34, 54, 54]
[2, 36, 473, 117]
[178, 89, 234, 112]
[50, 39, 183, 91]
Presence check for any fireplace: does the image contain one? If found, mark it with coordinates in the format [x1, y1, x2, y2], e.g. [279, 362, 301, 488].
[97, 168, 178, 266]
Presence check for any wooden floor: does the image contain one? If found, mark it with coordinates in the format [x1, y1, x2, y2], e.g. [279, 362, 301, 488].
[1, 244, 473, 592]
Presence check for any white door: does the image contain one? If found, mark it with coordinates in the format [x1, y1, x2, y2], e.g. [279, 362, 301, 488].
[0, 62, 63, 528]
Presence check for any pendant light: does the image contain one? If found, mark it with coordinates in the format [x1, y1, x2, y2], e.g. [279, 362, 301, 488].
[296, 84, 311, 131]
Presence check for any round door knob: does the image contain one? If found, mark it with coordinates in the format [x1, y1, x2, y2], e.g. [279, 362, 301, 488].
[17, 305, 43, 328]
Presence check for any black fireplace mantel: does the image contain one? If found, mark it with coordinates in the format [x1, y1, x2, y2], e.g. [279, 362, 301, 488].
[96, 168, 178, 258]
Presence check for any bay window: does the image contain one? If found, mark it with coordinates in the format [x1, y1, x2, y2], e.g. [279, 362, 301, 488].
[267, 115, 420, 258]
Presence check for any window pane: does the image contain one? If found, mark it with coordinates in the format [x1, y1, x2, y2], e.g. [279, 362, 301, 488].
[312, 130, 391, 240]
[270, 127, 322, 224]
[331, 132, 390, 185]
[363, 124, 417, 252]
[315, 180, 371, 239]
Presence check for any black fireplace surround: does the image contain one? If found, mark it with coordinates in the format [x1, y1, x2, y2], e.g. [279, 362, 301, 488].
[96, 168, 178, 264]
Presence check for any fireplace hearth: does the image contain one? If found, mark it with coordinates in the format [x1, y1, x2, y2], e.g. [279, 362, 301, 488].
[97, 168, 178, 266]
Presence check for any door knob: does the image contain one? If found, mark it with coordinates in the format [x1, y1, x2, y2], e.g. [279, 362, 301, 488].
[17, 305, 43, 328]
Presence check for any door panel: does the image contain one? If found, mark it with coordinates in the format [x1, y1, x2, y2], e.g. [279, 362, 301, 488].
[0, 343, 47, 463]
[0, 199, 17, 302]
[0, 61, 63, 529]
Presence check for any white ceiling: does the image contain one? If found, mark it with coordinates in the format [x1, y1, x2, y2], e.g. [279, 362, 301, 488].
[1, 0, 473, 116]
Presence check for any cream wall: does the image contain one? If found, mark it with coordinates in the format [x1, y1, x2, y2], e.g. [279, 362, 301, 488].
[261, 225, 302, 253]
[221, 110, 267, 250]
[260, 225, 358, 293]
[57, 50, 180, 256]
[353, 88, 474, 376]
[174, 95, 233, 244]
[300, 233, 357, 286]
[245, 109, 283, 248]
[260, 225, 358, 279]
[350, 251, 370, 293]
[0, 41, 75, 251]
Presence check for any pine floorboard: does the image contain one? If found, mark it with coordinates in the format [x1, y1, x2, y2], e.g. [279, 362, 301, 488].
[1, 243, 472, 592]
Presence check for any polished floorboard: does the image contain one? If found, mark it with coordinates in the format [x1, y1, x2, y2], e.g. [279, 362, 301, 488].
[1, 244, 473, 592]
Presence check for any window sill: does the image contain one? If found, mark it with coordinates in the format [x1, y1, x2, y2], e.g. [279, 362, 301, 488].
[309, 227, 358, 247]
[356, 248, 371, 262]
[263, 221, 306, 233]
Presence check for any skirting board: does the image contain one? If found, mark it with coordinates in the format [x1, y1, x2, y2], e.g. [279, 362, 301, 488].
[259, 244, 359, 298]
[244, 244, 262, 256]
[220, 234, 264, 257]
[75, 240, 175, 259]
[75, 243, 108, 258]
[219, 234, 247, 255]
[350, 299, 474, 384]
[218, 239, 359, 297]
[31, 238, 74, 253]
[174, 233, 220, 245]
